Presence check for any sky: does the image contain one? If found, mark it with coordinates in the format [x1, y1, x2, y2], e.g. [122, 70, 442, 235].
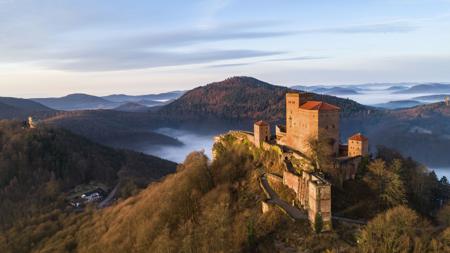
[1, 0, 450, 97]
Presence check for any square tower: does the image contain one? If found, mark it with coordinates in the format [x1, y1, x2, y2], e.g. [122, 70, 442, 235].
[348, 133, 369, 157]
[254, 120, 270, 147]
[286, 93, 301, 132]
[308, 174, 332, 231]
[284, 91, 340, 156]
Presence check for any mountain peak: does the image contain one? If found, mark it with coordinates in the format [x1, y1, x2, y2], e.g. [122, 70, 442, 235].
[206, 76, 277, 89]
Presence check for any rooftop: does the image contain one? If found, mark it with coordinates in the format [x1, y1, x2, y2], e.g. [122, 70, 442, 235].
[299, 101, 340, 111]
[254, 120, 269, 126]
[349, 133, 368, 141]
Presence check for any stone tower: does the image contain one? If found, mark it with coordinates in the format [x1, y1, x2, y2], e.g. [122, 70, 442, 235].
[285, 92, 340, 156]
[446, 96, 449, 106]
[348, 133, 369, 157]
[28, 116, 36, 129]
[254, 120, 270, 147]
[307, 173, 332, 231]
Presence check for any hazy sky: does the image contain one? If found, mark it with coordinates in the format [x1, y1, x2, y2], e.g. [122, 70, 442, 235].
[1, 0, 450, 97]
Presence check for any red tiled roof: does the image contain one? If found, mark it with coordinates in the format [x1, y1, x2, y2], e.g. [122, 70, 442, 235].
[349, 133, 368, 141]
[254, 120, 269, 126]
[299, 101, 340, 111]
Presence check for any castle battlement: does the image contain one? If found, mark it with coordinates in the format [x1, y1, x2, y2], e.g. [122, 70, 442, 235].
[250, 92, 369, 231]
[214, 92, 369, 232]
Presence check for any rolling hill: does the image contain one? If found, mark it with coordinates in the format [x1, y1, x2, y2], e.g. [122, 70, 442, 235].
[0, 120, 176, 232]
[413, 94, 450, 101]
[113, 102, 149, 112]
[32, 93, 120, 111]
[103, 91, 184, 103]
[0, 97, 55, 119]
[159, 76, 370, 123]
[395, 83, 450, 94]
[43, 110, 183, 149]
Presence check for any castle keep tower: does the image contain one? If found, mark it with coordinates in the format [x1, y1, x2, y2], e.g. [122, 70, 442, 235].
[254, 120, 270, 147]
[348, 133, 369, 157]
[285, 92, 340, 156]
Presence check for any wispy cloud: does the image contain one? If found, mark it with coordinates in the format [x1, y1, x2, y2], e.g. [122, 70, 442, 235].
[0, 17, 294, 71]
[298, 21, 418, 34]
[265, 56, 329, 62]
[47, 49, 284, 71]
[206, 55, 328, 68]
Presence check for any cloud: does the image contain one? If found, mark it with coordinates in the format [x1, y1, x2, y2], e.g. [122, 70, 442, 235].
[206, 55, 328, 68]
[299, 21, 418, 34]
[206, 62, 254, 68]
[0, 1, 421, 72]
[0, 18, 294, 71]
[265, 56, 329, 62]
[47, 49, 284, 71]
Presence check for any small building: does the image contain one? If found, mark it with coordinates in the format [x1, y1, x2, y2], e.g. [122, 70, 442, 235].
[254, 120, 270, 147]
[348, 133, 369, 157]
[80, 188, 106, 203]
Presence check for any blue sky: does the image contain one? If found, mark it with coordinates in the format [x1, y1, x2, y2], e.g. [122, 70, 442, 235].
[0, 0, 450, 97]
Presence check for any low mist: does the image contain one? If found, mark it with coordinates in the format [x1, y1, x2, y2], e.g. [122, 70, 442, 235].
[143, 128, 215, 163]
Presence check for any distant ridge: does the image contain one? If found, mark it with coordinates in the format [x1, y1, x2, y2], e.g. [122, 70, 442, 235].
[0, 97, 55, 119]
[103, 91, 184, 103]
[113, 102, 149, 112]
[394, 83, 450, 94]
[32, 93, 119, 111]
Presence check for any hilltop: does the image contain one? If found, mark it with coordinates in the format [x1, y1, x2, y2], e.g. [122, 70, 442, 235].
[0, 120, 176, 232]
[159, 76, 370, 123]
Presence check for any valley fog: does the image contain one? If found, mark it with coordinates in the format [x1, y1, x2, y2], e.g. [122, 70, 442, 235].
[144, 128, 215, 163]
[335, 91, 442, 105]
[142, 128, 450, 180]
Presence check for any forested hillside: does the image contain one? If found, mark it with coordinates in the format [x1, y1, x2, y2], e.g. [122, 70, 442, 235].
[0, 120, 176, 232]
[43, 110, 182, 149]
[1, 133, 448, 253]
[159, 76, 370, 122]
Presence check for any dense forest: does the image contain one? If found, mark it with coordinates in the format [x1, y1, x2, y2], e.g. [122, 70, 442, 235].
[1, 132, 448, 252]
[0, 120, 176, 233]
[158, 76, 370, 122]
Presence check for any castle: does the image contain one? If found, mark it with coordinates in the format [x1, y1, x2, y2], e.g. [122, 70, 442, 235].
[252, 92, 369, 231]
